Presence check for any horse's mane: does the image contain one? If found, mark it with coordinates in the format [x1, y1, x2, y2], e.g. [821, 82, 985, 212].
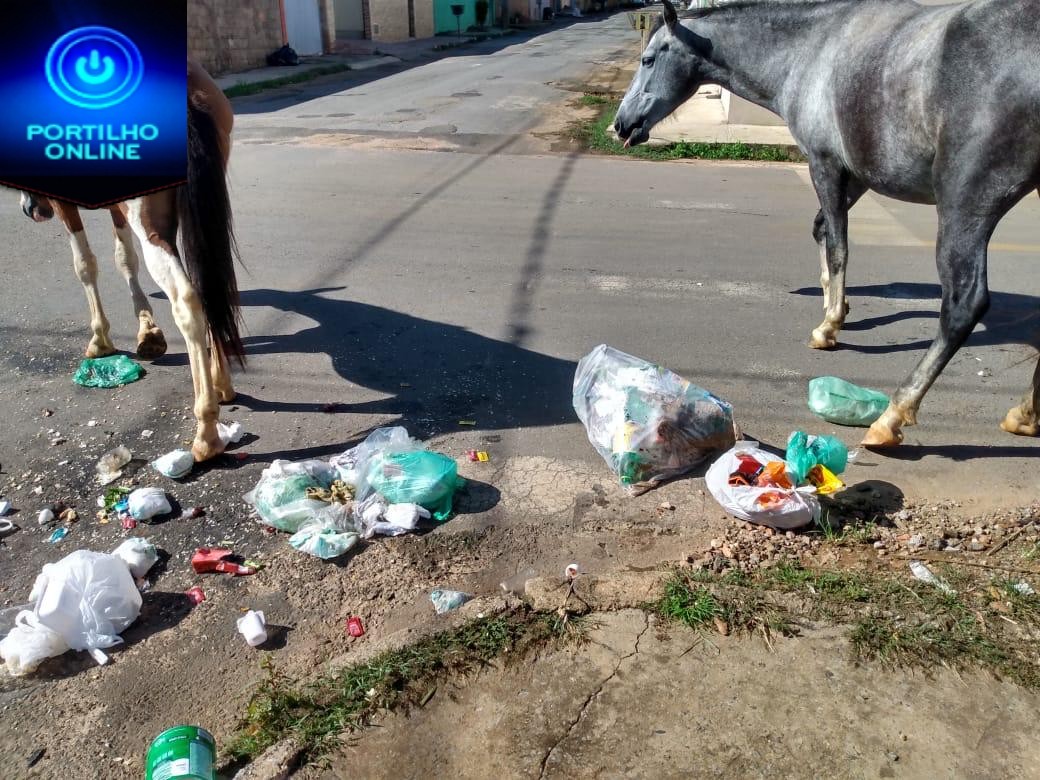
[679, 0, 879, 20]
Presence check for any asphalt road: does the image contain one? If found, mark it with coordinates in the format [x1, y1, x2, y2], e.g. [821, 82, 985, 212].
[2, 12, 1039, 515]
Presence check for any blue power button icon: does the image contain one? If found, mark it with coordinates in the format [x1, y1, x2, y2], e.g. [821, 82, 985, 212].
[45, 26, 143, 110]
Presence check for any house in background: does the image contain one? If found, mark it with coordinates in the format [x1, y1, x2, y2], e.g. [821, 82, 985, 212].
[189, 0, 336, 75]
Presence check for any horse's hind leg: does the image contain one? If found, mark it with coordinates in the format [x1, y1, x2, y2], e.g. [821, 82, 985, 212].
[55, 202, 116, 358]
[808, 165, 863, 348]
[209, 340, 235, 403]
[109, 207, 167, 360]
[125, 194, 224, 461]
[1001, 355, 1040, 436]
[863, 194, 1000, 446]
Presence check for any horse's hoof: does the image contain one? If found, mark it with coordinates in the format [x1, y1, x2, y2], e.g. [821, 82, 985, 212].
[1001, 407, 1039, 437]
[192, 435, 225, 462]
[218, 387, 237, 404]
[136, 327, 168, 360]
[85, 337, 116, 359]
[809, 328, 838, 350]
[861, 420, 903, 448]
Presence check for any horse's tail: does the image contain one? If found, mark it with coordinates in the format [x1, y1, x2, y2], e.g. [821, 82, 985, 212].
[177, 98, 245, 366]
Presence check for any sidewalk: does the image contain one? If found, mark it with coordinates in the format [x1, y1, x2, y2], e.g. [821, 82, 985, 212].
[214, 53, 398, 92]
[333, 27, 514, 61]
[648, 86, 797, 146]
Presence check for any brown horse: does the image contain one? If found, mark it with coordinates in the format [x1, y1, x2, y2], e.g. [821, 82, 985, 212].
[18, 60, 244, 461]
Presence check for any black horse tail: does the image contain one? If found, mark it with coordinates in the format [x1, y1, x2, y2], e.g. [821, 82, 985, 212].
[177, 98, 245, 366]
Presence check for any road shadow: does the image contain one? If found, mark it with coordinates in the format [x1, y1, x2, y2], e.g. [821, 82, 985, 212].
[234, 287, 578, 444]
[790, 282, 1040, 353]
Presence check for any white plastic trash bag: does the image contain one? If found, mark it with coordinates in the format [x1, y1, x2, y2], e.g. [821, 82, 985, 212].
[0, 550, 143, 672]
[705, 444, 820, 530]
[244, 459, 337, 532]
[573, 345, 737, 494]
[128, 487, 172, 520]
[0, 613, 69, 676]
[112, 538, 159, 579]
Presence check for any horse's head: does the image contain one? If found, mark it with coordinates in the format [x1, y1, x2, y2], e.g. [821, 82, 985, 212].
[615, 0, 711, 148]
[20, 191, 54, 222]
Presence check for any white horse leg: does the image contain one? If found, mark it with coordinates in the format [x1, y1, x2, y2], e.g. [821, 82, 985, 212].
[60, 207, 117, 359]
[110, 209, 167, 360]
[126, 197, 223, 461]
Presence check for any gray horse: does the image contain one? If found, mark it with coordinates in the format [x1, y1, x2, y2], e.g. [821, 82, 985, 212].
[615, 0, 1040, 448]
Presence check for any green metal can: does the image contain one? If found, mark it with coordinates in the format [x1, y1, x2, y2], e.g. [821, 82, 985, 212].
[144, 725, 216, 780]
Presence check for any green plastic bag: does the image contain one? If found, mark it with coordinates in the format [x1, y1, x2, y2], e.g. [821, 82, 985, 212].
[72, 355, 143, 388]
[808, 376, 889, 427]
[365, 451, 461, 522]
[785, 431, 848, 485]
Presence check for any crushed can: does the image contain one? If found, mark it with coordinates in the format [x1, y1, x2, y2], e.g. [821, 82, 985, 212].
[347, 616, 365, 637]
[145, 725, 216, 780]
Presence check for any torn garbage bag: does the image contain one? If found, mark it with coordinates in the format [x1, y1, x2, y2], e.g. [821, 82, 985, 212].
[334, 427, 462, 522]
[244, 459, 338, 532]
[288, 504, 360, 560]
[0, 550, 142, 673]
[573, 344, 737, 494]
[808, 377, 889, 427]
[705, 443, 820, 530]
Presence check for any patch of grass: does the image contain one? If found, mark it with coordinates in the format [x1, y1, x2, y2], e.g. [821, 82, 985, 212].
[225, 609, 586, 764]
[658, 562, 1040, 689]
[223, 64, 352, 98]
[571, 99, 804, 162]
[580, 93, 610, 106]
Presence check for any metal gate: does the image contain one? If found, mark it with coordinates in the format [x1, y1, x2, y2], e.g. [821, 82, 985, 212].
[285, 0, 323, 55]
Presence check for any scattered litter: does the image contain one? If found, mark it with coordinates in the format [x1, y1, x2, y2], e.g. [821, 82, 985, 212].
[785, 431, 848, 486]
[127, 487, 172, 521]
[458, 420, 477, 426]
[191, 548, 256, 576]
[807, 376, 889, 427]
[140, 429, 154, 439]
[59, 508, 78, 524]
[47, 528, 68, 544]
[236, 610, 267, 647]
[0, 500, 11, 516]
[430, 589, 472, 614]
[86, 420, 98, 427]
[217, 421, 244, 445]
[42, 409, 53, 418]
[659, 501, 676, 511]
[573, 344, 736, 495]
[356, 501, 430, 539]
[111, 538, 158, 579]
[909, 560, 955, 594]
[706, 442, 821, 530]
[152, 449, 194, 479]
[0, 549, 142, 673]
[978, 368, 991, 378]
[37, 508, 55, 526]
[185, 586, 206, 605]
[181, 506, 205, 520]
[339, 427, 463, 523]
[146, 726, 216, 780]
[72, 354, 143, 388]
[121, 517, 137, 530]
[1012, 581, 1036, 596]
[96, 445, 132, 484]
[0, 519, 16, 538]
[26, 748, 45, 768]
[807, 464, 844, 495]
[347, 616, 365, 637]
[466, 450, 490, 462]
[244, 459, 338, 532]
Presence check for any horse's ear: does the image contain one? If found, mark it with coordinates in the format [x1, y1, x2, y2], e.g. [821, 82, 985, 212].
[662, 0, 678, 30]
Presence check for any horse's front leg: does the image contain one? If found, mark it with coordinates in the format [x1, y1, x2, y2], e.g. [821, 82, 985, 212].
[863, 209, 991, 447]
[811, 181, 864, 317]
[1001, 354, 1040, 437]
[807, 165, 861, 348]
[53, 203, 116, 358]
[125, 195, 224, 461]
[109, 207, 167, 360]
